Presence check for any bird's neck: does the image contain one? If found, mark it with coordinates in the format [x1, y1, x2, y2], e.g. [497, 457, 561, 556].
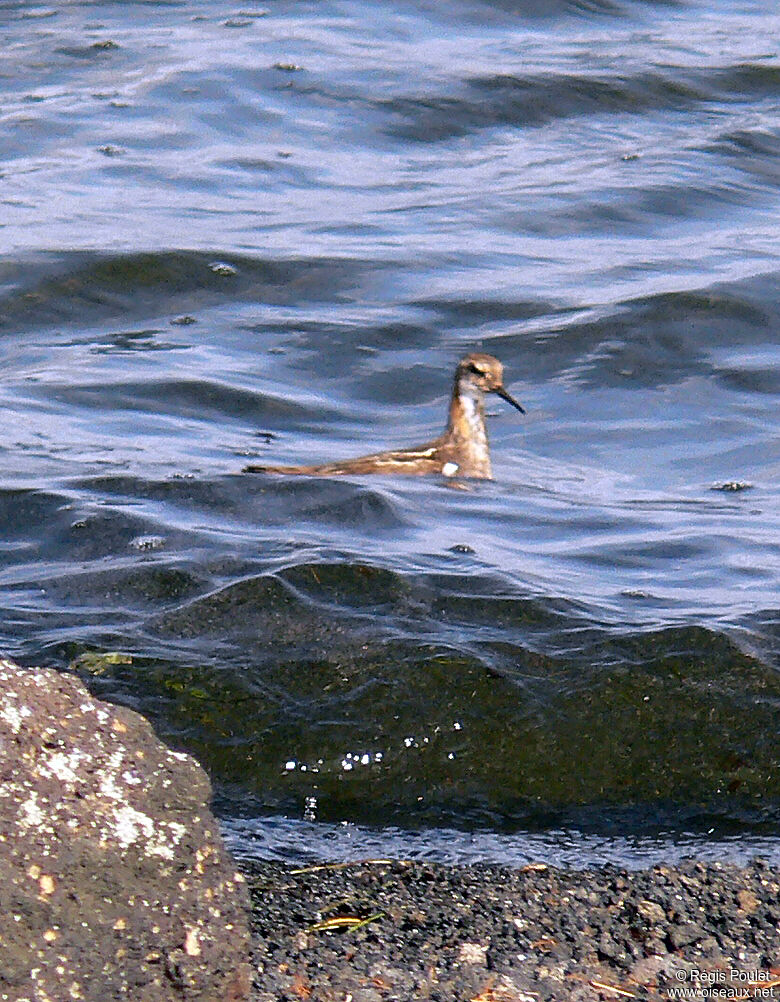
[446, 380, 491, 477]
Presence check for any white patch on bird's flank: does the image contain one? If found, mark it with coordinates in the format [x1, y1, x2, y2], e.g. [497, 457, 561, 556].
[442, 462, 459, 477]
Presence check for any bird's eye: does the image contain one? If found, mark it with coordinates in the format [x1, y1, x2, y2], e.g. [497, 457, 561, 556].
[468, 363, 484, 376]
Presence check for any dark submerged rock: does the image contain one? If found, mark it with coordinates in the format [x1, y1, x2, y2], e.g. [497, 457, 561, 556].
[0, 657, 251, 1002]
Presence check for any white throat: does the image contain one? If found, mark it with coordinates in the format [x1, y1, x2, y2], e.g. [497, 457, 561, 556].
[455, 384, 489, 457]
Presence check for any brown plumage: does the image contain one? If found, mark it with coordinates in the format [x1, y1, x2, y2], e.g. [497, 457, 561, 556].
[243, 352, 525, 480]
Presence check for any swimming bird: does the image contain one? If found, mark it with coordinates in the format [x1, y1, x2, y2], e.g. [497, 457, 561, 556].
[243, 352, 525, 480]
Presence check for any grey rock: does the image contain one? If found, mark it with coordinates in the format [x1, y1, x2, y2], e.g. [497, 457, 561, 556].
[636, 899, 667, 925]
[0, 657, 251, 1002]
[669, 922, 705, 949]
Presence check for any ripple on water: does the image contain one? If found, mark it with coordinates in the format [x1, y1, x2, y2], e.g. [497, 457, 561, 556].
[0, 251, 367, 334]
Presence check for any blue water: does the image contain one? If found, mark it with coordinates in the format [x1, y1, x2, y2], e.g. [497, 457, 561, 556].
[1, 0, 779, 866]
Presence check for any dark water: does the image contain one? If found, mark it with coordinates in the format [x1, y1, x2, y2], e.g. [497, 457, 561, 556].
[1, 0, 779, 865]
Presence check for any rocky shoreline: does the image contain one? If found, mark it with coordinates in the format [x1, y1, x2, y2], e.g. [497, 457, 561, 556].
[1, 658, 777, 1001]
[243, 856, 779, 1002]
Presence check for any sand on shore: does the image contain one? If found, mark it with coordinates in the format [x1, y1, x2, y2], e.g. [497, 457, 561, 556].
[245, 857, 779, 1001]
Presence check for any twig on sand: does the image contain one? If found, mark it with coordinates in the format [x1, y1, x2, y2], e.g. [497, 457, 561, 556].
[306, 911, 385, 934]
[589, 980, 636, 998]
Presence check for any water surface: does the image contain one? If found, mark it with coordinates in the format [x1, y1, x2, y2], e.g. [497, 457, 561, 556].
[1, 0, 779, 865]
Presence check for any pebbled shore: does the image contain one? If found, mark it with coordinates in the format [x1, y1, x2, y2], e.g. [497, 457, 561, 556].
[244, 857, 779, 1002]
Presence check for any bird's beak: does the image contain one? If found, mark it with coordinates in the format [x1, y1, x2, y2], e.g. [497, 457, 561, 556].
[495, 386, 526, 414]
